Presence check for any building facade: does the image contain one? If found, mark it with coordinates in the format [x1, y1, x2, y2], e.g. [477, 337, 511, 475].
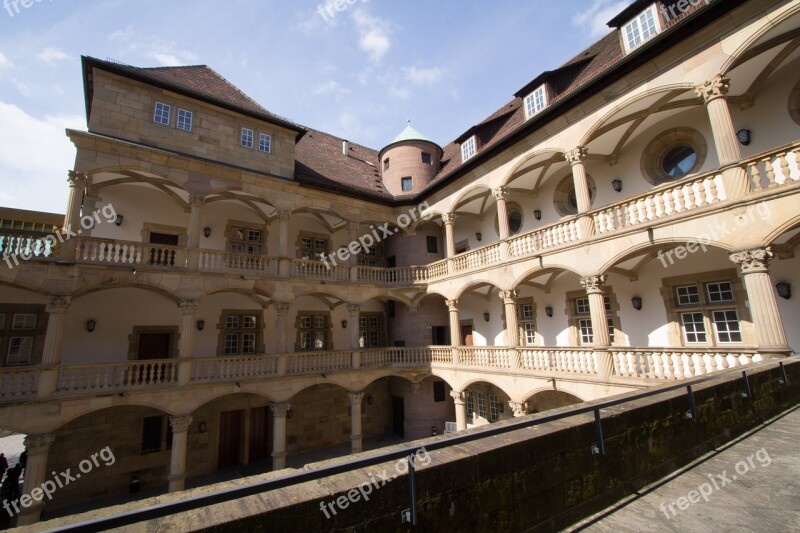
[1, 0, 799, 525]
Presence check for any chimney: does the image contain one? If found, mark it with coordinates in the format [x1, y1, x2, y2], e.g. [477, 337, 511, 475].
[342, 140, 350, 156]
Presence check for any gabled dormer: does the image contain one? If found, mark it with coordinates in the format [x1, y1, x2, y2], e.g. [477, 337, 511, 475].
[608, 1, 715, 54]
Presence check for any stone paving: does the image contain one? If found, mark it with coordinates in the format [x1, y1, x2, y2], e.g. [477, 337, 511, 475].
[570, 405, 800, 532]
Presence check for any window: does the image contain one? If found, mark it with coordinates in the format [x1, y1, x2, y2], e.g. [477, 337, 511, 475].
[401, 177, 413, 192]
[298, 313, 328, 351]
[489, 394, 499, 422]
[426, 236, 438, 254]
[153, 102, 171, 125]
[642, 128, 707, 185]
[676, 285, 701, 306]
[433, 381, 446, 402]
[384, 158, 390, 171]
[554, 174, 596, 216]
[508, 211, 523, 234]
[662, 145, 697, 178]
[681, 312, 707, 344]
[141, 416, 164, 454]
[623, 4, 660, 52]
[12, 313, 36, 330]
[0, 306, 46, 367]
[461, 136, 476, 162]
[177, 109, 193, 131]
[229, 224, 264, 255]
[259, 133, 272, 153]
[569, 294, 616, 346]
[241, 128, 254, 148]
[421, 152, 432, 165]
[524, 85, 548, 118]
[466, 391, 474, 417]
[706, 282, 734, 303]
[516, 301, 537, 346]
[359, 314, 384, 348]
[7, 337, 32, 366]
[220, 312, 260, 355]
[299, 234, 329, 260]
[357, 244, 384, 267]
[477, 392, 486, 419]
[712, 310, 742, 343]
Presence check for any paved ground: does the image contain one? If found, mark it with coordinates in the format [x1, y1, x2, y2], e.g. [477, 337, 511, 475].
[570, 405, 800, 532]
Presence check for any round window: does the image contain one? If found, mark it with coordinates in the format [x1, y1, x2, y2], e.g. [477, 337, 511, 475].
[554, 175, 596, 217]
[566, 189, 579, 212]
[661, 145, 697, 178]
[508, 211, 523, 234]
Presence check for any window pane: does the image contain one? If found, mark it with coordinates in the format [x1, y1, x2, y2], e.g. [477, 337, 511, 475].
[177, 109, 192, 131]
[421, 153, 432, 164]
[225, 316, 240, 329]
[242, 333, 257, 354]
[12, 314, 36, 330]
[706, 282, 734, 303]
[242, 316, 257, 329]
[676, 285, 701, 306]
[433, 381, 446, 402]
[224, 333, 239, 354]
[524, 323, 536, 344]
[231, 227, 245, 240]
[681, 312, 707, 343]
[7, 337, 32, 365]
[259, 133, 271, 153]
[489, 394, 499, 422]
[312, 332, 325, 349]
[313, 316, 326, 329]
[230, 242, 244, 253]
[477, 393, 486, 418]
[466, 391, 474, 416]
[578, 319, 593, 344]
[300, 317, 312, 329]
[154, 102, 170, 125]
[713, 310, 741, 343]
[426, 236, 438, 253]
[575, 298, 590, 315]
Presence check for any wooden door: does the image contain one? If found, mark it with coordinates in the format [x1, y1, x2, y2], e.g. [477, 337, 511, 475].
[218, 410, 243, 467]
[461, 325, 474, 346]
[248, 407, 270, 461]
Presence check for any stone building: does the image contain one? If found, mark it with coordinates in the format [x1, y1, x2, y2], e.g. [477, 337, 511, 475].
[1, 0, 799, 525]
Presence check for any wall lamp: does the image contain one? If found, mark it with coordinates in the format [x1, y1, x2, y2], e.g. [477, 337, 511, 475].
[631, 296, 643, 310]
[366, 394, 374, 405]
[533, 209, 542, 221]
[776, 282, 791, 300]
[286, 409, 294, 419]
[476, 232, 482, 242]
[341, 319, 348, 329]
[196, 319, 205, 331]
[203, 227, 211, 238]
[198, 422, 207, 434]
[612, 179, 623, 193]
[737, 129, 751, 146]
[86, 319, 96, 333]
[483, 312, 490, 322]
[545, 306, 553, 318]
[114, 214, 123, 226]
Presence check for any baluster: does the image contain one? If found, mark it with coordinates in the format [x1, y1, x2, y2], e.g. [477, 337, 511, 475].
[747, 161, 762, 191]
[778, 152, 791, 186]
[763, 157, 777, 188]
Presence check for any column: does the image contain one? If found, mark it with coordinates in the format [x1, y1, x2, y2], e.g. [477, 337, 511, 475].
[167, 416, 193, 492]
[349, 392, 364, 453]
[499, 290, 519, 346]
[348, 304, 362, 369]
[729, 248, 790, 354]
[581, 275, 613, 377]
[59, 171, 88, 259]
[275, 303, 290, 375]
[442, 214, 456, 258]
[38, 297, 71, 397]
[451, 390, 467, 431]
[564, 148, 592, 213]
[177, 301, 198, 386]
[277, 209, 291, 277]
[696, 75, 747, 199]
[446, 299, 461, 346]
[493, 187, 510, 240]
[271, 402, 290, 470]
[186, 194, 203, 269]
[346, 222, 360, 266]
[15, 434, 54, 526]
[509, 402, 530, 418]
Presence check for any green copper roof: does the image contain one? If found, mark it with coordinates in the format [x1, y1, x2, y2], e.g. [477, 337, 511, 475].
[392, 121, 433, 144]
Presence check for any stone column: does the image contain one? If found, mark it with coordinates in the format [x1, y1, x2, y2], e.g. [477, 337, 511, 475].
[177, 300, 198, 386]
[493, 187, 510, 240]
[451, 390, 467, 431]
[15, 434, 54, 526]
[565, 148, 595, 238]
[275, 303, 290, 376]
[167, 415, 193, 492]
[186, 194, 203, 269]
[59, 171, 88, 259]
[446, 299, 461, 347]
[696, 75, 747, 199]
[729, 248, 790, 354]
[38, 297, 71, 397]
[509, 402, 530, 418]
[442, 214, 456, 258]
[271, 402, 290, 470]
[499, 290, 519, 346]
[581, 275, 613, 377]
[348, 304, 362, 369]
[277, 209, 291, 277]
[349, 392, 364, 453]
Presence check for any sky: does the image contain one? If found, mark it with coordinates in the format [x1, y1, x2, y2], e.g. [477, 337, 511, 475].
[0, 0, 632, 214]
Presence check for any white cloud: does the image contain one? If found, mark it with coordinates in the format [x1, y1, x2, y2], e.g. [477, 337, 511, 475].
[403, 66, 445, 86]
[0, 52, 14, 70]
[388, 86, 410, 100]
[37, 47, 70, 65]
[113, 32, 199, 67]
[0, 102, 85, 212]
[314, 80, 351, 96]
[572, 0, 631, 39]
[352, 10, 392, 61]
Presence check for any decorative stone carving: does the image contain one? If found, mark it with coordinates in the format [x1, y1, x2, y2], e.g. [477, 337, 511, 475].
[348, 392, 365, 404]
[508, 402, 530, 417]
[46, 296, 71, 314]
[276, 209, 291, 222]
[491, 186, 509, 201]
[441, 213, 456, 225]
[695, 74, 731, 104]
[67, 170, 88, 185]
[179, 300, 199, 315]
[169, 415, 193, 433]
[580, 275, 606, 294]
[564, 147, 588, 165]
[274, 303, 291, 315]
[23, 434, 54, 453]
[499, 290, 518, 304]
[445, 299, 460, 312]
[730, 247, 773, 274]
[347, 304, 361, 317]
[450, 390, 465, 404]
[270, 402, 291, 417]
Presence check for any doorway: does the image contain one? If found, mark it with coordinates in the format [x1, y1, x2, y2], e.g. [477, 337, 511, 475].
[218, 410, 243, 468]
[431, 326, 449, 345]
[460, 324, 474, 346]
[248, 407, 270, 461]
[392, 396, 404, 438]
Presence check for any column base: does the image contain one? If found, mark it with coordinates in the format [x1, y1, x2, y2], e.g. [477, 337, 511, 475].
[15, 504, 43, 527]
[350, 435, 363, 454]
[271, 451, 287, 471]
[594, 349, 614, 377]
[167, 473, 187, 492]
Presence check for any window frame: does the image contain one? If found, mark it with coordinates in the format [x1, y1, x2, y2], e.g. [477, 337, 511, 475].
[461, 136, 476, 162]
[218, 310, 262, 356]
[622, 4, 661, 52]
[153, 102, 171, 126]
[258, 133, 272, 154]
[176, 108, 193, 132]
[296, 311, 331, 351]
[358, 312, 385, 348]
[566, 291, 620, 346]
[226, 220, 266, 256]
[241, 127, 254, 149]
[524, 85, 548, 119]
[401, 177, 413, 192]
[0, 305, 47, 367]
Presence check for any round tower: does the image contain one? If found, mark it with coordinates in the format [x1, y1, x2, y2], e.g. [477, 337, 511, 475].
[379, 121, 442, 196]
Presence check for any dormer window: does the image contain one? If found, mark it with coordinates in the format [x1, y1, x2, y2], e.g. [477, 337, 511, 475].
[623, 4, 660, 52]
[461, 136, 476, 162]
[524, 85, 548, 119]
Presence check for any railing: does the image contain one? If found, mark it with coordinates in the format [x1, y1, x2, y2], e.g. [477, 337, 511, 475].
[456, 347, 511, 369]
[357, 266, 419, 285]
[747, 145, 800, 192]
[286, 350, 353, 374]
[75, 237, 187, 268]
[519, 348, 597, 375]
[361, 347, 431, 367]
[0, 229, 59, 260]
[611, 349, 762, 380]
[57, 360, 180, 392]
[198, 250, 279, 275]
[0, 367, 38, 398]
[427, 259, 448, 279]
[430, 347, 452, 363]
[191, 355, 278, 382]
[290, 259, 350, 281]
[452, 243, 502, 273]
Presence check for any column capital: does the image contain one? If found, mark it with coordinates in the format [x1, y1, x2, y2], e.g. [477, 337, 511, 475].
[564, 147, 588, 165]
[508, 401, 530, 417]
[491, 186, 509, 201]
[730, 247, 773, 274]
[274, 302, 291, 315]
[441, 213, 456, 225]
[450, 390, 465, 404]
[410, 382, 421, 395]
[445, 299, 460, 312]
[270, 401, 291, 417]
[580, 275, 607, 294]
[348, 391, 365, 405]
[499, 290, 518, 304]
[169, 415, 193, 433]
[179, 300, 199, 315]
[24, 433, 54, 454]
[67, 171, 88, 186]
[188, 193, 204, 207]
[346, 221, 361, 234]
[695, 74, 731, 104]
[276, 209, 291, 222]
[347, 303, 361, 317]
[46, 296, 71, 314]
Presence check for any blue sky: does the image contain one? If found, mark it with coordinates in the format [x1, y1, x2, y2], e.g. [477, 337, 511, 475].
[0, 0, 631, 214]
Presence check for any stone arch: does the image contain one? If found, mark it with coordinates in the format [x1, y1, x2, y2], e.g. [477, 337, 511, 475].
[720, 3, 800, 75]
[88, 168, 190, 211]
[522, 388, 584, 413]
[500, 148, 568, 189]
[71, 281, 180, 304]
[596, 238, 734, 276]
[453, 279, 506, 300]
[510, 264, 580, 292]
